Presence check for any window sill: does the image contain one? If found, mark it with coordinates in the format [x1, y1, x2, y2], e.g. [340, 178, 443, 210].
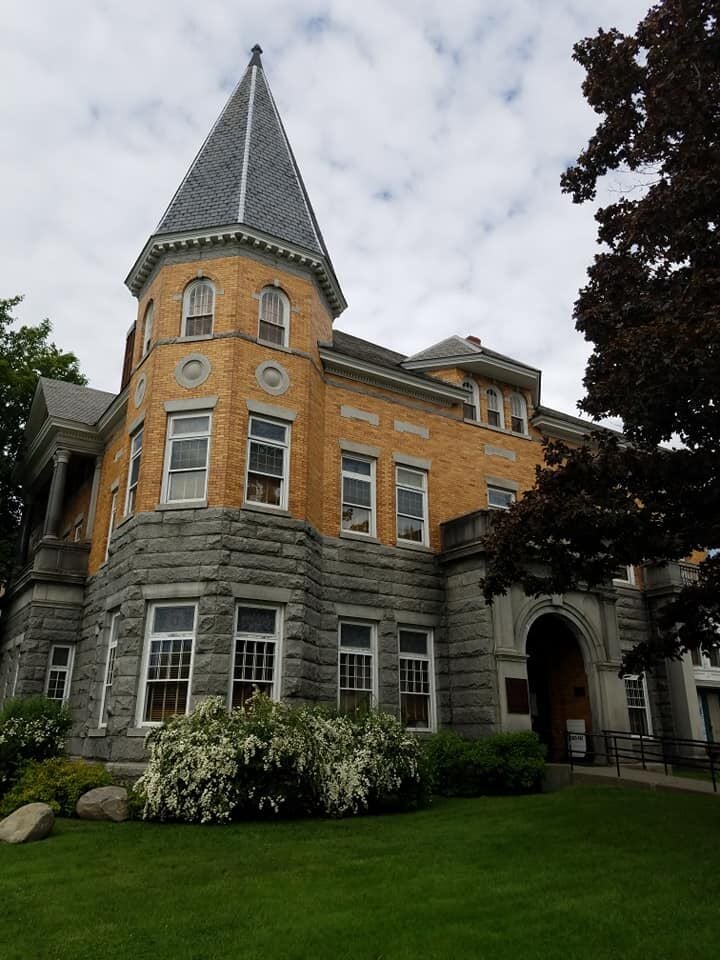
[241, 501, 291, 517]
[126, 727, 152, 738]
[177, 333, 213, 343]
[465, 419, 532, 440]
[395, 540, 433, 554]
[340, 531, 380, 544]
[87, 728, 107, 738]
[257, 338, 291, 353]
[155, 499, 208, 511]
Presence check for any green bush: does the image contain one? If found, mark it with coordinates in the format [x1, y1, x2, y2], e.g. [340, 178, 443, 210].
[424, 730, 545, 796]
[0, 757, 113, 817]
[0, 696, 71, 792]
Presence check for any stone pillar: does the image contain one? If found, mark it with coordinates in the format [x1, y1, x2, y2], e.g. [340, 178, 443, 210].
[85, 456, 103, 538]
[43, 449, 70, 538]
[18, 496, 35, 563]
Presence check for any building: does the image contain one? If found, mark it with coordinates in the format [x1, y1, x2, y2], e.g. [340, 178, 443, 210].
[0, 46, 713, 764]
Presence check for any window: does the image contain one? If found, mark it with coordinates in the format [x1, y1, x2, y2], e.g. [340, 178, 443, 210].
[691, 644, 720, 669]
[104, 489, 118, 563]
[45, 645, 74, 702]
[398, 628, 435, 730]
[258, 287, 289, 347]
[73, 518, 83, 542]
[338, 621, 375, 712]
[510, 393, 528, 434]
[486, 387, 504, 428]
[462, 379, 479, 421]
[162, 413, 211, 503]
[624, 674, 652, 736]
[396, 466, 428, 545]
[245, 416, 290, 509]
[231, 604, 282, 708]
[125, 427, 143, 515]
[613, 565, 636, 585]
[142, 301, 154, 357]
[99, 612, 120, 727]
[341, 455, 375, 536]
[139, 603, 196, 725]
[487, 485, 516, 510]
[182, 280, 214, 337]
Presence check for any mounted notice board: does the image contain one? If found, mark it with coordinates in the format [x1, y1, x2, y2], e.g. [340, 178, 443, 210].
[505, 677, 530, 714]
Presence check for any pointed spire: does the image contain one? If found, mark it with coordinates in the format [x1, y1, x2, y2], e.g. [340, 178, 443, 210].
[155, 45, 330, 260]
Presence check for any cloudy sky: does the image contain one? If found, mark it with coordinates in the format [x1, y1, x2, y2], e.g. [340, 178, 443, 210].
[1, 1, 651, 417]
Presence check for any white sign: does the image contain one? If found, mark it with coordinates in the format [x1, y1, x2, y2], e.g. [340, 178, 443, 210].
[567, 718, 587, 759]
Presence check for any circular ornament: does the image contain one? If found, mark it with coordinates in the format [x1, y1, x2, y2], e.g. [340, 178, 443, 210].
[134, 374, 147, 408]
[256, 360, 290, 396]
[175, 353, 211, 389]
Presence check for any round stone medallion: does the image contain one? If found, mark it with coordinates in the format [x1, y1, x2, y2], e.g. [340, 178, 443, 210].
[256, 360, 290, 396]
[175, 353, 211, 389]
[134, 374, 147, 408]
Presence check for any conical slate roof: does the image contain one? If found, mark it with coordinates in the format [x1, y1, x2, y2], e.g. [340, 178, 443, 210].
[156, 45, 328, 258]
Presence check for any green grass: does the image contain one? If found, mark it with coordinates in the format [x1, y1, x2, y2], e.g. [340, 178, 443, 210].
[1, 787, 718, 960]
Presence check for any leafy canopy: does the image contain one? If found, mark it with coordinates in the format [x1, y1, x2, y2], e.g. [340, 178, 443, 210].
[482, 1, 719, 672]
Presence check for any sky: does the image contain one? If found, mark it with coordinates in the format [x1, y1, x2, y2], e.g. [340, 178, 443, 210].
[1, 0, 652, 418]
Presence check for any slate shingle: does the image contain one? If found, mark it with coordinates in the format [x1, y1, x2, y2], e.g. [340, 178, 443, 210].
[39, 378, 116, 426]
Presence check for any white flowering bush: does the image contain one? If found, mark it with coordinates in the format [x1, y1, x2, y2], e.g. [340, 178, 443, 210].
[137, 695, 430, 824]
[0, 696, 71, 792]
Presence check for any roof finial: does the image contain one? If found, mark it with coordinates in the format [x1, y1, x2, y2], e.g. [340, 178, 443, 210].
[250, 44, 263, 67]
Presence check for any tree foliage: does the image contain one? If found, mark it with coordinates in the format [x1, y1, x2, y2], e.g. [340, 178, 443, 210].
[0, 296, 85, 582]
[482, 1, 719, 671]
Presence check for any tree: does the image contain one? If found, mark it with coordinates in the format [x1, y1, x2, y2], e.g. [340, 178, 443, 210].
[482, 0, 719, 672]
[0, 296, 86, 583]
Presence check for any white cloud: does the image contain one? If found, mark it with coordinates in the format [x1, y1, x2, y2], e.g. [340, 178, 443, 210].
[0, 0, 651, 418]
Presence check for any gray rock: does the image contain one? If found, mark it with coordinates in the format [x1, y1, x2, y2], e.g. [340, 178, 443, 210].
[0, 802, 54, 844]
[76, 786, 129, 822]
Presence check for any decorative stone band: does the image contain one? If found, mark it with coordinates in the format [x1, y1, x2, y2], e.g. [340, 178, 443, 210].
[394, 420, 429, 439]
[393, 452, 432, 471]
[340, 405, 379, 426]
[246, 399, 297, 421]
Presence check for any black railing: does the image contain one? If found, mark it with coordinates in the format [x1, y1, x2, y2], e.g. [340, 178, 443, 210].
[566, 728, 718, 793]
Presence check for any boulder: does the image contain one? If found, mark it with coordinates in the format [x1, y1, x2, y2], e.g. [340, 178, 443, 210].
[0, 803, 54, 844]
[76, 785, 129, 822]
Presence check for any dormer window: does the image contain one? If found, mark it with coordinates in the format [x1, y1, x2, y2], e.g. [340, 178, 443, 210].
[182, 280, 215, 337]
[258, 287, 289, 347]
[486, 387, 504, 429]
[462, 379, 479, 421]
[142, 301, 154, 357]
[510, 393, 528, 435]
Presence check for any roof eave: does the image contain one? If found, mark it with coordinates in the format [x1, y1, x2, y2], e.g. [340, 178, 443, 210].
[402, 353, 542, 405]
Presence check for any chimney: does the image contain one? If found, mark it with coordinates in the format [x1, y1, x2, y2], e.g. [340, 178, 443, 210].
[466, 335, 482, 346]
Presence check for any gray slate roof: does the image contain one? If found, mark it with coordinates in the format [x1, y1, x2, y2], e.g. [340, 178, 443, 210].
[156, 46, 329, 259]
[331, 330, 407, 369]
[404, 335, 482, 364]
[39, 377, 116, 426]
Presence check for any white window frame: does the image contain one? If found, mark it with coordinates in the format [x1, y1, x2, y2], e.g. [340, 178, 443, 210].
[161, 412, 212, 504]
[73, 517, 83, 542]
[462, 379, 480, 421]
[486, 387, 505, 429]
[487, 485, 516, 510]
[245, 415, 291, 511]
[398, 626, 436, 732]
[45, 644, 74, 703]
[613, 565, 637, 586]
[623, 674, 653, 736]
[125, 427, 143, 516]
[510, 392, 528, 435]
[104, 488, 118, 564]
[182, 279, 215, 338]
[337, 619, 377, 713]
[98, 612, 121, 728]
[142, 300, 154, 357]
[229, 603, 283, 709]
[137, 602, 197, 727]
[258, 287, 290, 348]
[395, 466, 429, 547]
[340, 454, 376, 537]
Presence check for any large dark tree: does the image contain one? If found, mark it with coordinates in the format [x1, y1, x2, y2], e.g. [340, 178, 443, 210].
[0, 296, 85, 583]
[482, 0, 719, 672]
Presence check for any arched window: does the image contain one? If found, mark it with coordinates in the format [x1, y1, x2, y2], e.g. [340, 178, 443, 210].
[258, 287, 289, 347]
[182, 280, 215, 337]
[510, 393, 528, 434]
[462, 379, 479, 421]
[142, 301, 154, 357]
[486, 387, 504, 429]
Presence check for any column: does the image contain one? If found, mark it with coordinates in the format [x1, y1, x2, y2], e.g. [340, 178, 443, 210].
[84, 456, 103, 538]
[43, 449, 70, 538]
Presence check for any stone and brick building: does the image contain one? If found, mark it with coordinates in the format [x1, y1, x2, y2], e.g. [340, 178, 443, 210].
[1, 46, 715, 763]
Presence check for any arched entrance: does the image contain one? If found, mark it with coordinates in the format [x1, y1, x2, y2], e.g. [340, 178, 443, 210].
[526, 613, 593, 761]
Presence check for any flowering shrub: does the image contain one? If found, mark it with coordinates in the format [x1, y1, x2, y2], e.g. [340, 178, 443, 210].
[137, 695, 430, 824]
[0, 697, 71, 793]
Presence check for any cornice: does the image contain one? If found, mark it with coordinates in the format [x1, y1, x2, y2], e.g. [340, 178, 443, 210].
[402, 353, 541, 404]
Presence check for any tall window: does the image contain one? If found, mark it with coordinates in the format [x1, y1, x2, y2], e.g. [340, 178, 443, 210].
[486, 387, 504, 428]
[182, 280, 214, 337]
[99, 612, 120, 727]
[162, 413, 212, 503]
[398, 628, 435, 730]
[104, 489, 118, 563]
[487, 485, 516, 510]
[45, 645, 74, 702]
[231, 604, 282, 708]
[258, 287, 289, 347]
[624, 674, 652, 736]
[341, 455, 375, 535]
[139, 603, 196, 725]
[396, 466, 428, 545]
[338, 621, 375, 712]
[142, 301, 154, 357]
[125, 427, 143, 515]
[510, 393, 528, 434]
[462, 379, 479, 421]
[245, 416, 290, 509]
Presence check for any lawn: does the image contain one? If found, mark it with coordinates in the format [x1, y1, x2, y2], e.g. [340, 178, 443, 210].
[1, 786, 718, 960]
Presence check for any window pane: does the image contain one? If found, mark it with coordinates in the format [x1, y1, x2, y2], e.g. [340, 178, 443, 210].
[51, 646, 70, 667]
[628, 708, 649, 736]
[152, 605, 195, 635]
[397, 515, 424, 542]
[488, 487, 515, 509]
[185, 316, 212, 337]
[250, 418, 286, 443]
[168, 470, 206, 501]
[249, 441, 285, 477]
[261, 290, 285, 325]
[247, 472, 282, 505]
[131, 430, 143, 456]
[339, 689, 371, 713]
[46, 670, 67, 701]
[237, 607, 277, 635]
[398, 488, 424, 518]
[144, 680, 189, 723]
[234, 639, 275, 683]
[343, 476, 371, 508]
[399, 631, 428, 656]
[340, 623, 372, 649]
[170, 438, 208, 471]
[342, 505, 370, 534]
[488, 410, 500, 427]
[397, 467, 423, 489]
[129, 455, 141, 486]
[259, 320, 284, 345]
[171, 416, 210, 436]
[232, 679, 272, 709]
[401, 693, 430, 729]
[342, 457, 371, 477]
[147, 637, 192, 680]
